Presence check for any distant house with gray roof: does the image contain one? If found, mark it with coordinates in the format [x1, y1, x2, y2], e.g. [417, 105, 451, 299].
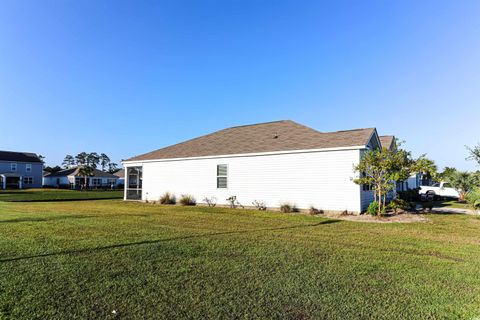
[113, 169, 125, 187]
[0, 151, 43, 189]
[43, 166, 119, 189]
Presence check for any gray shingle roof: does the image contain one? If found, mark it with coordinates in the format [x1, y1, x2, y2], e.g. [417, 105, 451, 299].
[0, 150, 42, 163]
[113, 169, 124, 178]
[126, 120, 376, 161]
[379, 135, 395, 150]
[44, 166, 118, 178]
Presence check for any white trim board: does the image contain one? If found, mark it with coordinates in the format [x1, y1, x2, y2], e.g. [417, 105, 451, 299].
[122, 145, 368, 165]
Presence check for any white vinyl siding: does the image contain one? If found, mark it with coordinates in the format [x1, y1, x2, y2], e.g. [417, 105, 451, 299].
[139, 149, 363, 213]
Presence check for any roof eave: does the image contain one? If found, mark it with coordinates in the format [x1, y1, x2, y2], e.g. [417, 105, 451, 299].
[122, 145, 368, 165]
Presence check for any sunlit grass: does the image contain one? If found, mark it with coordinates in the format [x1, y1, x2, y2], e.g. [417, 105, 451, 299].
[0, 188, 122, 202]
[0, 199, 479, 319]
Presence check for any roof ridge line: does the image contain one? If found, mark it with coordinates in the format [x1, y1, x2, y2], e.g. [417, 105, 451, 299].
[225, 120, 292, 130]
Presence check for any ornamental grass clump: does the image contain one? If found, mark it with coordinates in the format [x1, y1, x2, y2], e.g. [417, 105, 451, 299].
[159, 192, 176, 205]
[280, 203, 298, 213]
[179, 194, 196, 206]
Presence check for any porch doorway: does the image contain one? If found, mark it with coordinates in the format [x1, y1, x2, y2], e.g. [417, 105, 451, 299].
[125, 167, 142, 200]
[0, 174, 22, 189]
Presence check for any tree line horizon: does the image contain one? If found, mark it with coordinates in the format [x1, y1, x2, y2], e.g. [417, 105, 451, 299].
[44, 153, 119, 174]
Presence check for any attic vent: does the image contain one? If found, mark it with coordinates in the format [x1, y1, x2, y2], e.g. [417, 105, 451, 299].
[273, 133, 279, 139]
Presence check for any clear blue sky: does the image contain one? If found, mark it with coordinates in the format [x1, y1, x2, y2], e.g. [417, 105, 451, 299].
[1, 0, 479, 170]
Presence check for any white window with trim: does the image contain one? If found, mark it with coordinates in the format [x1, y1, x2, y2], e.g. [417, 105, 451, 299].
[23, 177, 33, 184]
[91, 178, 102, 186]
[26, 164, 32, 172]
[11, 163, 17, 172]
[217, 164, 228, 189]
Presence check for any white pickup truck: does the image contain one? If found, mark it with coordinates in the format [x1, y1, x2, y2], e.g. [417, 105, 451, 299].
[419, 182, 460, 199]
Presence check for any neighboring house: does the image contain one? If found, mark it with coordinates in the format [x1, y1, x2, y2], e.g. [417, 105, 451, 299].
[43, 166, 119, 189]
[0, 151, 43, 189]
[122, 120, 393, 213]
[113, 169, 125, 187]
[379, 135, 396, 151]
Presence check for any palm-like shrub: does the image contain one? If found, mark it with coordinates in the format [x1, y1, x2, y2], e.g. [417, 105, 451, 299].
[179, 194, 196, 206]
[159, 192, 176, 205]
[387, 198, 408, 214]
[466, 188, 480, 211]
[446, 171, 476, 201]
[367, 201, 380, 215]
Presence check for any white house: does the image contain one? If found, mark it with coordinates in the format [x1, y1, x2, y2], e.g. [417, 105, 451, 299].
[43, 166, 119, 189]
[122, 120, 394, 213]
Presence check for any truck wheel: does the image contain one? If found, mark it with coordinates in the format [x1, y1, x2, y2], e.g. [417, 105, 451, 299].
[426, 191, 436, 201]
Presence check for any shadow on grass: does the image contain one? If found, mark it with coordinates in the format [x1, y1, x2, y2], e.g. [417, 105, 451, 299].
[0, 215, 96, 224]
[0, 191, 27, 195]
[0, 219, 340, 263]
[1, 197, 122, 203]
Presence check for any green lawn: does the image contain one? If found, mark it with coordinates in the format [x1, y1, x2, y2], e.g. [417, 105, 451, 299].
[1, 198, 480, 319]
[0, 189, 123, 202]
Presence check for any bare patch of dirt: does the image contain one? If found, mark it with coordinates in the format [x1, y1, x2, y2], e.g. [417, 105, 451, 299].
[320, 212, 429, 223]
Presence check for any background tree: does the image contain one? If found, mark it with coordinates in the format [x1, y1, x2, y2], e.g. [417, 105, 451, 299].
[75, 152, 88, 166]
[77, 165, 94, 190]
[62, 155, 75, 168]
[44, 166, 63, 173]
[466, 143, 480, 166]
[108, 162, 118, 173]
[99, 153, 111, 171]
[438, 167, 457, 182]
[38, 155, 45, 164]
[414, 155, 438, 184]
[382, 147, 415, 209]
[86, 152, 100, 169]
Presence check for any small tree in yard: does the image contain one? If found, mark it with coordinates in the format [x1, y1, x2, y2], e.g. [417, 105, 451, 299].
[354, 143, 416, 215]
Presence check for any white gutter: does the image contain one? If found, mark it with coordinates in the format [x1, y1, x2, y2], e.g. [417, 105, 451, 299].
[122, 145, 368, 166]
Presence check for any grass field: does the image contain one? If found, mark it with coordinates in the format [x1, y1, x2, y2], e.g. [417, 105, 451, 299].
[1, 196, 480, 319]
[0, 189, 123, 202]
